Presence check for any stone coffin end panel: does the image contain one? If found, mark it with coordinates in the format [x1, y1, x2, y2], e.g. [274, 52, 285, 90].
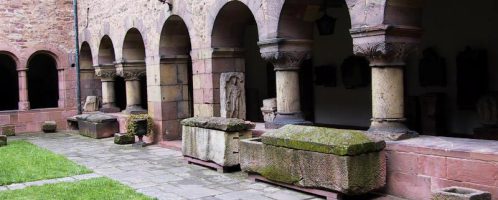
[240, 138, 386, 195]
[181, 117, 252, 132]
[261, 125, 386, 156]
[182, 125, 251, 167]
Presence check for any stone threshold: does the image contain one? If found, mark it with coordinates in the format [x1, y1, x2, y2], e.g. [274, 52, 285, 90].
[387, 136, 498, 162]
[0, 173, 103, 191]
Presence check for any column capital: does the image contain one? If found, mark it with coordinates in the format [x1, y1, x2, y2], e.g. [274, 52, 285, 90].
[95, 64, 117, 80]
[116, 60, 146, 81]
[258, 38, 312, 71]
[353, 42, 418, 67]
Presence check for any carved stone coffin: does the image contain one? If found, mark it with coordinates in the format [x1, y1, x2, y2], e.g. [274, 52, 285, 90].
[181, 117, 252, 167]
[240, 125, 386, 195]
[77, 114, 118, 139]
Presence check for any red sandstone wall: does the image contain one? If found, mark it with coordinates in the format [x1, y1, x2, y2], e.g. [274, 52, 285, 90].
[0, 0, 77, 133]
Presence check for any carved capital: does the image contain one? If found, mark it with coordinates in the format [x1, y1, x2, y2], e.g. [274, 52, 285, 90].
[353, 42, 418, 67]
[261, 51, 309, 71]
[117, 68, 146, 81]
[95, 66, 117, 79]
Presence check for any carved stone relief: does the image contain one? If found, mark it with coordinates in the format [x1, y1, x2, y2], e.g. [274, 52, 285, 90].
[220, 72, 246, 120]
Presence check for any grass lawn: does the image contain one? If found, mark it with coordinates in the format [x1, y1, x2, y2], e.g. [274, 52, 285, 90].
[0, 140, 92, 186]
[0, 177, 153, 200]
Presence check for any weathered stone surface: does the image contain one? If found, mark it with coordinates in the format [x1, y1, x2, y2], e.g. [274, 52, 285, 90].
[431, 187, 492, 200]
[77, 114, 118, 139]
[114, 133, 135, 145]
[0, 135, 6, 147]
[83, 96, 100, 112]
[220, 72, 246, 120]
[181, 117, 252, 132]
[182, 126, 251, 167]
[261, 98, 277, 123]
[1, 125, 15, 136]
[42, 121, 57, 133]
[240, 138, 386, 195]
[261, 125, 385, 156]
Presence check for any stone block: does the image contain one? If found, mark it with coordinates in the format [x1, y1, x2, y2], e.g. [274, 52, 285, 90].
[114, 133, 135, 145]
[77, 114, 118, 139]
[0, 135, 6, 147]
[181, 117, 253, 132]
[432, 187, 491, 200]
[220, 72, 246, 119]
[262, 125, 386, 156]
[240, 138, 386, 195]
[42, 121, 57, 133]
[1, 125, 15, 136]
[182, 125, 251, 167]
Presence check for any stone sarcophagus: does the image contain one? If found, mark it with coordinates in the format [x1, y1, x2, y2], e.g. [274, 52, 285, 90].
[240, 125, 386, 195]
[76, 114, 119, 139]
[181, 117, 252, 167]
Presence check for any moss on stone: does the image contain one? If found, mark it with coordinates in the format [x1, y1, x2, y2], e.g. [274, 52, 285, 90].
[261, 125, 385, 156]
[259, 165, 301, 184]
[181, 117, 251, 132]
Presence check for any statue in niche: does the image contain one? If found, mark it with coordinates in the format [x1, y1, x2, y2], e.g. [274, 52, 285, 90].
[457, 46, 488, 110]
[341, 55, 370, 89]
[419, 47, 447, 87]
[220, 72, 246, 120]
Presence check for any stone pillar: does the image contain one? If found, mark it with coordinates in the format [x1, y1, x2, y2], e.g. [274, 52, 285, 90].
[95, 64, 120, 113]
[116, 61, 146, 114]
[17, 68, 30, 111]
[353, 39, 419, 140]
[259, 38, 312, 128]
[57, 68, 65, 108]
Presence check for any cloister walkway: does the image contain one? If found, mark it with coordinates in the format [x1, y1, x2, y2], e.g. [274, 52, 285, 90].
[12, 132, 318, 200]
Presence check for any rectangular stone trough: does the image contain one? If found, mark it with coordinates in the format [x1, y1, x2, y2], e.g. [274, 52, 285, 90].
[181, 117, 252, 167]
[76, 114, 119, 139]
[240, 125, 387, 195]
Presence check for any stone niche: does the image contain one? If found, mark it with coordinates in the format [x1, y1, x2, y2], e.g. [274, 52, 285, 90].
[220, 72, 246, 120]
[240, 125, 386, 195]
[76, 114, 119, 139]
[181, 117, 253, 167]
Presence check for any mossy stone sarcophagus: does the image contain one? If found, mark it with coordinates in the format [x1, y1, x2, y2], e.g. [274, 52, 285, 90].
[181, 117, 252, 167]
[240, 125, 386, 195]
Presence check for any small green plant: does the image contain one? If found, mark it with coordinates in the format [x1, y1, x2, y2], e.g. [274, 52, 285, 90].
[126, 114, 154, 137]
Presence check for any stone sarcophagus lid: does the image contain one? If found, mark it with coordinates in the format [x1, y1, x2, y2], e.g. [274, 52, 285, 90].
[76, 114, 119, 139]
[181, 117, 253, 167]
[240, 125, 386, 195]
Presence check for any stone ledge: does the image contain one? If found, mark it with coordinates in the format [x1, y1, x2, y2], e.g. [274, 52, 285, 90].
[181, 117, 252, 132]
[262, 125, 385, 156]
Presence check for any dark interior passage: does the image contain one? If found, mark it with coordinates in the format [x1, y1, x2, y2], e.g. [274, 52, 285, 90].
[28, 54, 59, 109]
[140, 76, 147, 109]
[0, 54, 19, 111]
[115, 76, 126, 111]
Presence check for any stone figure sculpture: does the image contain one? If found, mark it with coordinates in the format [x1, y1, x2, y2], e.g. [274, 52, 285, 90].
[220, 72, 246, 120]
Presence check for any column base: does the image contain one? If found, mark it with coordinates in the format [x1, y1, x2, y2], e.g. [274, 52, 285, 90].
[18, 101, 30, 111]
[266, 112, 312, 129]
[122, 105, 147, 115]
[100, 104, 121, 113]
[367, 119, 418, 141]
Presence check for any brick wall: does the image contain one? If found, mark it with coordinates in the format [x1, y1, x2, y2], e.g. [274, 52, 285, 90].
[0, 0, 77, 133]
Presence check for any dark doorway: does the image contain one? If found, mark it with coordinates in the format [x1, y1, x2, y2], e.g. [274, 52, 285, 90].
[28, 54, 59, 109]
[140, 76, 148, 109]
[0, 54, 19, 111]
[115, 76, 126, 111]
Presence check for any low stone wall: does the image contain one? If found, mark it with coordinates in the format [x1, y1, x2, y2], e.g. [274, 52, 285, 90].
[384, 136, 498, 200]
[0, 109, 77, 133]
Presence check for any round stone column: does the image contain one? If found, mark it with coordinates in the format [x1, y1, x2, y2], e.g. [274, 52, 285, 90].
[259, 39, 312, 128]
[354, 41, 418, 140]
[117, 62, 146, 114]
[17, 68, 30, 111]
[95, 65, 120, 113]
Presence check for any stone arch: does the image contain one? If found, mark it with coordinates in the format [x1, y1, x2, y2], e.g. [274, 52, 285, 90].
[122, 28, 146, 61]
[98, 35, 116, 65]
[80, 41, 102, 105]
[160, 15, 192, 57]
[0, 52, 19, 111]
[27, 52, 59, 109]
[211, 1, 259, 48]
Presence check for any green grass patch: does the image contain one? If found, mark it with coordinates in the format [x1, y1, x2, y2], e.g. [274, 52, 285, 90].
[0, 140, 92, 186]
[0, 177, 153, 200]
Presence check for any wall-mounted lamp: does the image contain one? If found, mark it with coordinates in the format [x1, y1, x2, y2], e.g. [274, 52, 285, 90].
[316, 1, 337, 36]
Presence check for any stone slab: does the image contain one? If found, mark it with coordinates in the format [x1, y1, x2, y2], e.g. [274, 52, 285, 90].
[182, 125, 252, 167]
[0, 135, 6, 147]
[431, 186, 491, 200]
[42, 121, 57, 133]
[240, 138, 386, 195]
[181, 117, 252, 132]
[262, 125, 385, 156]
[76, 113, 117, 123]
[78, 119, 118, 139]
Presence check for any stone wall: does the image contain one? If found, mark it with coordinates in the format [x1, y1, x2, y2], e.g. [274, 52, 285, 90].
[0, 0, 77, 132]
